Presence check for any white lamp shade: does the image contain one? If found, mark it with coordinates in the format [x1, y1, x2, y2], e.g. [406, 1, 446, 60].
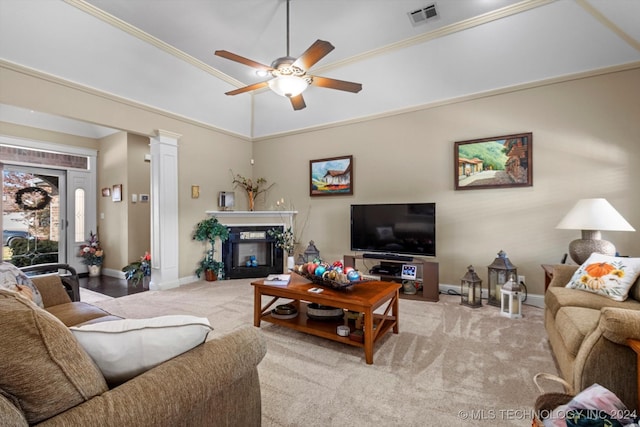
[268, 76, 309, 97]
[556, 198, 635, 231]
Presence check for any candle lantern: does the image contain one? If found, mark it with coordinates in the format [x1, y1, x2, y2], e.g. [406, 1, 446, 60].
[500, 278, 523, 319]
[461, 265, 482, 308]
[303, 240, 320, 263]
[487, 250, 517, 307]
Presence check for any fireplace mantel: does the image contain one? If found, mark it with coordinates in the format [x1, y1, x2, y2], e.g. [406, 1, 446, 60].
[206, 210, 297, 218]
[205, 210, 297, 228]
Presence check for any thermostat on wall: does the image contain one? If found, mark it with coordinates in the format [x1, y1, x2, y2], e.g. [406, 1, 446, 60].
[401, 264, 417, 280]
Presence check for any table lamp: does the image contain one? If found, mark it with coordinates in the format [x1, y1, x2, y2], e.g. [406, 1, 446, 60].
[556, 198, 635, 264]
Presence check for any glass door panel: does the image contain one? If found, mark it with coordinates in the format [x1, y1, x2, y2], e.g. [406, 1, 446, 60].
[2, 166, 65, 267]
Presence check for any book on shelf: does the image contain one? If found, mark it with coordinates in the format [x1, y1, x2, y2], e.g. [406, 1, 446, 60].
[263, 274, 291, 286]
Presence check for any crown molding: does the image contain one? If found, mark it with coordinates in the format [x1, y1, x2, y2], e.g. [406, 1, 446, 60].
[312, 0, 554, 74]
[576, 0, 640, 52]
[0, 59, 251, 142]
[64, 0, 244, 89]
[2, 58, 638, 143]
[253, 61, 640, 142]
[65, 0, 554, 86]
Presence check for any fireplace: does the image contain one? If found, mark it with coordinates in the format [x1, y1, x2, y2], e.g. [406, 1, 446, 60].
[222, 225, 284, 279]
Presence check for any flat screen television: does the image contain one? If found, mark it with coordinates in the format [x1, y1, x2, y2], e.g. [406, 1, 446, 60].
[350, 203, 436, 257]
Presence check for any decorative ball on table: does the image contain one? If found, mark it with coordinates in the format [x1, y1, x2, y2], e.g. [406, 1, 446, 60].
[347, 270, 361, 282]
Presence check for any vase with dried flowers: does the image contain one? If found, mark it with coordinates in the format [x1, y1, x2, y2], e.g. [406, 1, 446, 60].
[231, 172, 274, 211]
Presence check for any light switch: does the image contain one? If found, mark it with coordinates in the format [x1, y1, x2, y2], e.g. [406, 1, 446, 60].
[131, 194, 138, 203]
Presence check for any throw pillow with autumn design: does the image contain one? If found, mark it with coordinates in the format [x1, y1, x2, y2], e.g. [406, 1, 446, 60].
[565, 253, 640, 301]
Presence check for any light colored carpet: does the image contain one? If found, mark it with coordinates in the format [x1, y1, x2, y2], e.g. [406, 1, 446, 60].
[79, 287, 114, 303]
[92, 279, 559, 426]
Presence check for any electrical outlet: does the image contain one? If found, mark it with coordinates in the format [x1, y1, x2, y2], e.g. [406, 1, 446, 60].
[518, 275, 525, 284]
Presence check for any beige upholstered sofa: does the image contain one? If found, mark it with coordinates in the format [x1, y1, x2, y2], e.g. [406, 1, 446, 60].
[0, 264, 267, 426]
[544, 264, 640, 411]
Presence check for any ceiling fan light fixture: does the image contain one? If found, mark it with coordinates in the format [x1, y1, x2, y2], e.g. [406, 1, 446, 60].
[268, 75, 309, 98]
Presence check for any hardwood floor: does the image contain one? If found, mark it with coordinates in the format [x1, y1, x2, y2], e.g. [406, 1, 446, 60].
[79, 274, 148, 298]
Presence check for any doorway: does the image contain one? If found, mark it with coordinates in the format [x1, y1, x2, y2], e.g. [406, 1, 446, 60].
[2, 158, 96, 273]
[2, 166, 65, 267]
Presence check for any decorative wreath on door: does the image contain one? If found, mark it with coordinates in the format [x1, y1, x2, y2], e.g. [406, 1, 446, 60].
[15, 187, 52, 211]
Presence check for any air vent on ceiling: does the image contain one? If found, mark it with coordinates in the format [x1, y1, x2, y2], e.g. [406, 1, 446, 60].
[408, 4, 438, 26]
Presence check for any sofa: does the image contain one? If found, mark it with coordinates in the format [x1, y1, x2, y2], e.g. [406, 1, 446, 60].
[544, 263, 640, 411]
[0, 263, 267, 426]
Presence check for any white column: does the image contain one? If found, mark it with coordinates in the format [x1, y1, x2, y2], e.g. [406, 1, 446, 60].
[148, 130, 181, 290]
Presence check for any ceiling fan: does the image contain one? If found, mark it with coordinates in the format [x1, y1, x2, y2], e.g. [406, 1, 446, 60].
[214, 0, 362, 111]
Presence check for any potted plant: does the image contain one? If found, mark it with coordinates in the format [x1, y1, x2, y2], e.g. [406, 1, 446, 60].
[78, 231, 104, 276]
[193, 216, 229, 281]
[122, 252, 151, 285]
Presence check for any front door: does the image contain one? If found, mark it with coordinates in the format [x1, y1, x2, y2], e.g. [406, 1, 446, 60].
[2, 166, 65, 267]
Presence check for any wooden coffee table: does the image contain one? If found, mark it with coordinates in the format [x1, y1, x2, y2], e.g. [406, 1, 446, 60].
[252, 274, 401, 364]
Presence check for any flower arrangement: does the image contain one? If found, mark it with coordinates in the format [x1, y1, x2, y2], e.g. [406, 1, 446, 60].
[268, 227, 295, 255]
[231, 171, 274, 211]
[122, 252, 151, 284]
[78, 231, 104, 266]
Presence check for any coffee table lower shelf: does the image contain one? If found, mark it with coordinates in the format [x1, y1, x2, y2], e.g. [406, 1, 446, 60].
[260, 301, 396, 350]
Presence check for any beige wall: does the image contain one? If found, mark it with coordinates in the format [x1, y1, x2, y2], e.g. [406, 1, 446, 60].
[0, 63, 252, 278]
[126, 133, 151, 264]
[1, 63, 638, 293]
[253, 67, 640, 294]
[97, 132, 128, 270]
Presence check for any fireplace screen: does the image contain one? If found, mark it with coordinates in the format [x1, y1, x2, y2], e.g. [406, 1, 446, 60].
[222, 226, 284, 279]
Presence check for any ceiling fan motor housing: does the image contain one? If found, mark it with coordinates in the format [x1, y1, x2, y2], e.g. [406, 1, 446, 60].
[269, 56, 312, 97]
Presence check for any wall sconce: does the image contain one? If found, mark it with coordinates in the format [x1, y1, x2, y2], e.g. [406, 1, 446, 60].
[500, 278, 523, 319]
[487, 250, 517, 307]
[461, 265, 482, 308]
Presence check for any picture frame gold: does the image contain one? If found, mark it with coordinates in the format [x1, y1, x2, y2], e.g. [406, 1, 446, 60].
[454, 133, 532, 190]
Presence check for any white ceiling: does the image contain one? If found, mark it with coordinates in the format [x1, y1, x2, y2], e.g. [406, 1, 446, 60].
[0, 0, 639, 139]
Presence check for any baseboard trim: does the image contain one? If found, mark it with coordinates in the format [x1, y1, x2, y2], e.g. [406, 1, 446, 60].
[438, 283, 544, 309]
[102, 267, 125, 279]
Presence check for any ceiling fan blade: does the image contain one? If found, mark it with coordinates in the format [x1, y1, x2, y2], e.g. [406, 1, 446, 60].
[311, 76, 362, 93]
[289, 94, 306, 111]
[292, 40, 334, 70]
[215, 50, 273, 71]
[225, 81, 270, 96]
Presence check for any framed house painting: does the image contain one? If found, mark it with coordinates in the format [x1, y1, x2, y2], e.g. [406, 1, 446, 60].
[454, 132, 532, 190]
[309, 155, 353, 197]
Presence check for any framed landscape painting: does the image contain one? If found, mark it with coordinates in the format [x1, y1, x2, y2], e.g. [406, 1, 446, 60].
[454, 133, 532, 190]
[310, 155, 353, 197]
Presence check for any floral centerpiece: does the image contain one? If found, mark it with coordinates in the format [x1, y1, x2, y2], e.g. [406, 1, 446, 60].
[122, 252, 151, 285]
[231, 171, 274, 211]
[268, 227, 295, 269]
[268, 227, 295, 255]
[78, 231, 104, 266]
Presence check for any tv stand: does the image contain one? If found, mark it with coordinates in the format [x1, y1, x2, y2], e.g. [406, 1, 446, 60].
[344, 254, 439, 302]
[362, 252, 414, 262]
